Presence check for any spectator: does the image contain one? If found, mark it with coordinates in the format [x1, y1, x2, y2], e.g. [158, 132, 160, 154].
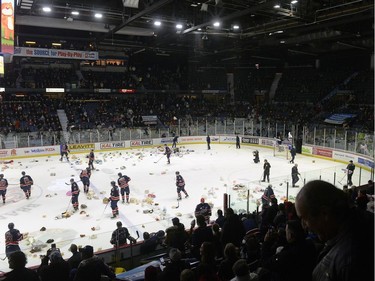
[295, 180, 374, 281]
[231, 259, 258, 281]
[218, 243, 239, 281]
[67, 244, 82, 270]
[140, 232, 159, 255]
[273, 203, 286, 228]
[196, 242, 219, 281]
[144, 265, 160, 281]
[215, 209, 226, 228]
[212, 223, 224, 259]
[159, 248, 189, 281]
[73, 245, 116, 281]
[260, 220, 316, 281]
[190, 215, 214, 259]
[180, 268, 195, 281]
[242, 213, 257, 233]
[165, 217, 188, 253]
[38, 250, 70, 281]
[221, 208, 246, 247]
[355, 189, 369, 211]
[4, 251, 39, 281]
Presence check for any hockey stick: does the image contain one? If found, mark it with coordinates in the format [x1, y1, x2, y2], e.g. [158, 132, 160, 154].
[172, 200, 180, 209]
[63, 198, 72, 215]
[154, 155, 164, 164]
[96, 202, 110, 221]
[0, 256, 7, 261]
[338, 174, 346, 185]
[65, 180, 82, 185]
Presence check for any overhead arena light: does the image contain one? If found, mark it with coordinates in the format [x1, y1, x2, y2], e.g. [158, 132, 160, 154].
[42, 6, 51, 12]
[94, 13, 103, 19]
[154, 21, 161, 26]
[123, 0, 139, 8]
[176, 24, 183, 29]
[71, 11, 79, 15]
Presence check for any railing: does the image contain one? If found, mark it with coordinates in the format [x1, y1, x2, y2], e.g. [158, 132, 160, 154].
[0, 118, 373, 157]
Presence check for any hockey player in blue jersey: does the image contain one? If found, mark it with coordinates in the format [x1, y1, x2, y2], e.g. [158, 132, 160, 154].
[164, 144, 172, 164]
[20, 171, 33, 199]
[80, 168, 91, 193]
[109, 181, 120, 218]
[117, 172, 131, 203]
[175, 171, 189, 200]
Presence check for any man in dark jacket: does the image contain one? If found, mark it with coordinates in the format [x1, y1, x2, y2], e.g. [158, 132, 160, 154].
[295, 180, 374, 281]
[73, 245, 116, 281]
[221, 208, 246, 247]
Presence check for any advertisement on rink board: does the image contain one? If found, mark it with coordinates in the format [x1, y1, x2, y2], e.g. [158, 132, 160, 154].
[68, 143, 95, 152]
[313, 147, 333, 158]
[220, 136, 236, 142]
[242, 137, 259, 145]
[130, 140, 153, 147]
[100, 142, 126, 149]
[260, 138, 275, 147]
[0, 146, 58, 158]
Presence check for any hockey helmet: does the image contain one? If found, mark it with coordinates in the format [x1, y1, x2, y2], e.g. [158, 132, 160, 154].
[21, 171, 26, 175]
[70, 178, 74, 182]
[118, 172, 122, 177]
[8, 223, 14, 229]
[111, 181, 116, 186]
[0, 174, 3, 178]
[175, 171, 180, 175]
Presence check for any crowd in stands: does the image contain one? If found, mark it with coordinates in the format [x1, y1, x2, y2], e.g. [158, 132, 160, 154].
[3, 180, 374, 281]
[0, 63, 373, 136]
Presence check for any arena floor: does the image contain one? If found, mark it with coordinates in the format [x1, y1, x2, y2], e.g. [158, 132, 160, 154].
[0, 143, 368, 272]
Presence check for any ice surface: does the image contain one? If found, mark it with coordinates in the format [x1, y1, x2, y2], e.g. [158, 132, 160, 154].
[0, 144, 368, 272]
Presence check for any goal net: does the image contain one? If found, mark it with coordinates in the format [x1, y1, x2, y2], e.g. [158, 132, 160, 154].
[273, 144, 290, 160]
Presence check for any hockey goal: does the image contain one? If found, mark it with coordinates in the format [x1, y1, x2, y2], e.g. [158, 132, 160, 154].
[273, 144, 290, 160]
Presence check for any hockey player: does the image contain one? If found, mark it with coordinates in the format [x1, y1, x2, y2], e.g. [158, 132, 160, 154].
[20, 171, 33, 199]
[195, 198, 212, 224]
[0, 174, 8, 204]
[80, 168, 91, 193]
[109, 181, 120, 219]
[110, 221, 136, 247]
[253, 150, 260, 163]
[60, 143, 70, 162]
[117, 172, 131, 204]
[261, 184, 275, 205]
[164, 144, 172, 164]
[206, 135, 211, 150]
[261, 159, 271, 183]
[172, 136, 179, 148]
[5, 223, 24, 257]
[291, 164, 300, 187]
[88, 149, 95, 170]
[346, 160, 355, 186]
[290, 146, 297, 164]
[70, 178, 80, 211]
[175, 171, 189, 200]
[236, 135, 241, 149]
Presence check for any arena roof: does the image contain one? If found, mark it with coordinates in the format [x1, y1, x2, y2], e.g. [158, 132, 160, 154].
[16, 0, 374, 64]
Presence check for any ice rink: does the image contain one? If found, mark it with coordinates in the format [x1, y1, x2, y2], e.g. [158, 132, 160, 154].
[0, 143, 369, 272]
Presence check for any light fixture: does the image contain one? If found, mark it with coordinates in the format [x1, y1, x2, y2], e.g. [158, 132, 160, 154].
[280, 40, 286, 43]
[197, 28, 202, 31]
[275, 30, 283, 34]
[42, 6, 51, 12]
[291, 0, 298, 3]
[233, 25, 240, 30]
[154, 21, 161, 26]
[71, 11, 79, 15]
[176, 24, 183, 29]
[94, 13, 102, 18]
[213, 21, 220, 27]
[25, 41, 36, 44]
[274, 4, 280, 8]
[52, 43, 62, 46]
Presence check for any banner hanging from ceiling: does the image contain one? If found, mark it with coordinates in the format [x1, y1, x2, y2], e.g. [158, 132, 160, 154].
[1, 0, 15, 54]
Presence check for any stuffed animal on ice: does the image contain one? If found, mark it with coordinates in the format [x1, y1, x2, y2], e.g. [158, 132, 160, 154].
[1, 2, 14, 40]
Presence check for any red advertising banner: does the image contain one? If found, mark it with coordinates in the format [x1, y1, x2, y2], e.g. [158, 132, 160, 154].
[313, 147, 333, 158]
[1, 0, 14, 54]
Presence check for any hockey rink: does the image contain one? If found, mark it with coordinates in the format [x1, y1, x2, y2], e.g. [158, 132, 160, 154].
[0, 143, 370, 272]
